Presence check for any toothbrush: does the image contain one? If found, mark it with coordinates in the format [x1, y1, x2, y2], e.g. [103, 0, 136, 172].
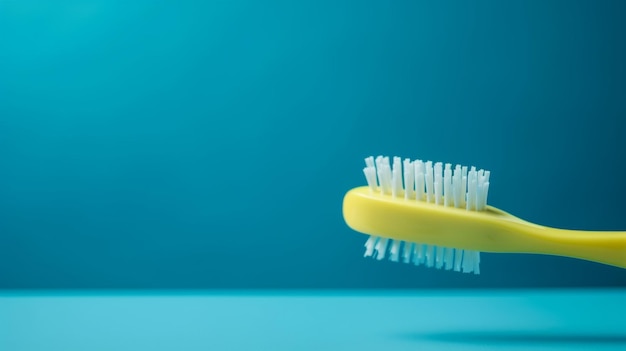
[342, 155, 626, 274]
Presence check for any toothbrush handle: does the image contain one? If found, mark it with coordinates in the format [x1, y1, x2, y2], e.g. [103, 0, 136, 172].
[530, 228, 626, 269]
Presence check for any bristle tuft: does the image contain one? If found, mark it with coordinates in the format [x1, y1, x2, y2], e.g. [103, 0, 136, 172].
[360, 155, 490, 274]
[362, 237, 481, 274]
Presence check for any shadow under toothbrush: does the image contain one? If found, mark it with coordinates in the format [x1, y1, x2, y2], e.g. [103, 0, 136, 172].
[398, 330, 626, 345]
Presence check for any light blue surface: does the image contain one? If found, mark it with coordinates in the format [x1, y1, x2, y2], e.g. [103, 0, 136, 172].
[2, 290, 625, 350]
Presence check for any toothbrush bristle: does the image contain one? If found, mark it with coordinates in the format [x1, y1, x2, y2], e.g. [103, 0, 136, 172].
[361, 155, 491, 274]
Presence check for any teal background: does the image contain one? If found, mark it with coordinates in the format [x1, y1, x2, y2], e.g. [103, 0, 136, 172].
[0, 0, 625, 289]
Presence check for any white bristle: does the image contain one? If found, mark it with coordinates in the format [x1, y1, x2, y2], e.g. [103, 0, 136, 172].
[453, 165, 462, 208]
[413, 244, 426, 266]
[363, 167, 378, 192]
[412, 245, 421, 265]
[476, 171, 484, 211]
[434, 162, 442, 205]
[375, 156, 384, 191]
[389, 239, 401, 262]
[425, 161, 434, 203]
[482, 170, 491, 211]
[462, 250, 475, 273]
[360, 155, 489, 275]
[364, 157, 378, 192]
[461, 166, 468, 208]
[472, 251, 481, 274]
[482, 182, 490, 210]
[402, 242, 413, 263]
[466, 167, 477, 211]
[476, 169, 483, 211]
[425, 245, 435, 267]
[403, 159, 415, 200]
[374, 237, 389, 260]
[454, 249, 464, 272]
[444, 248, 455, 270]
[364, 235, 378, 258]
[478, 170, 487, 211]
[376, 157, 392, 195]
[435, 246, 445, 269]
[391, 157, 403, 198]
[443, 163, 452, 207]
[414, 160, 425, 201]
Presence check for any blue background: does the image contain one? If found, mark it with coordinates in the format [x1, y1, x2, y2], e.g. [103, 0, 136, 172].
[0, 0, 625, 289]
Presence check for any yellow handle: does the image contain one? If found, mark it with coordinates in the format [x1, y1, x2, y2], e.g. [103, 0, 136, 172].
[510, 225, 626, 269]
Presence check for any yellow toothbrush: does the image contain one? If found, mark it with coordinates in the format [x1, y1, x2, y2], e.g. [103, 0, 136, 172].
[342, 155, 626, 274]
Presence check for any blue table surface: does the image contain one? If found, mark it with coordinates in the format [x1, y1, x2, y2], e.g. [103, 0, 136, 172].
[1, 289, 625, 351]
